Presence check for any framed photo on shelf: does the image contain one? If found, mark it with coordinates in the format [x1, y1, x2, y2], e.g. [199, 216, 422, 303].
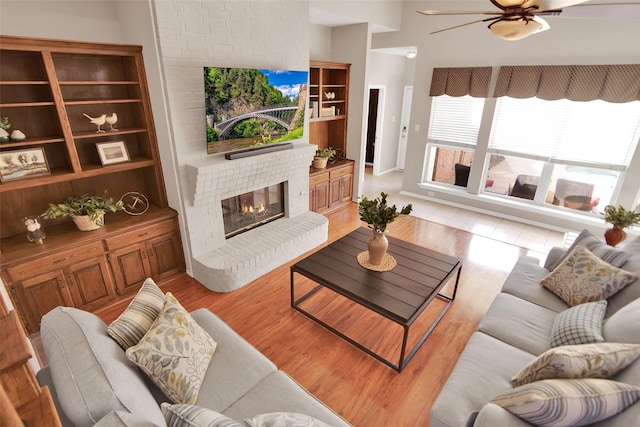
[0, 148, 50, 182]
[96, 141, 130, 165]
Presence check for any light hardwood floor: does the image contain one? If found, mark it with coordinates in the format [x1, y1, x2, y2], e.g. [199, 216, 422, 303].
[83, 203, 546, 427]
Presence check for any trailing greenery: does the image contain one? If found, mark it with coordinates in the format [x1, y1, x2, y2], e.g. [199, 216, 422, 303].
[602, 204, 640, 229]
[358, 192, 412, 232]
[315, 148, 336, 158]
[42, 192, 124, 226]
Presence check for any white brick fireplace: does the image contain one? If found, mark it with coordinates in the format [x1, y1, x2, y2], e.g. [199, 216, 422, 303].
[185, 143, 328, 292]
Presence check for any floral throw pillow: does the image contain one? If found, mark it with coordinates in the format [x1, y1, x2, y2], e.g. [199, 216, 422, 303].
[540, 244, 638, 306]
[126, 293, 217, 404]
[511, 342, 640, 387]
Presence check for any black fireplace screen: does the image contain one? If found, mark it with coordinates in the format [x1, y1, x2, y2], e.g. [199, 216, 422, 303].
[222, 183, 285, 239]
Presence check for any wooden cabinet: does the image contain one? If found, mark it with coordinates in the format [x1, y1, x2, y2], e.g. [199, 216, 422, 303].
[310, 160, 354, 213]
[106, 217, 184, 296]
[309, 61, 350, 154]
[2, 209, 184, 335]
[0, 36, 185, 334]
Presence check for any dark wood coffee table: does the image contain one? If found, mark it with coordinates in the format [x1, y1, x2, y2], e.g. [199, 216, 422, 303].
[290, 227, 462, 372]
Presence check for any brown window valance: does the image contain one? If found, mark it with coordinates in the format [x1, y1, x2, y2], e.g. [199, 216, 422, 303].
[493, 64, 640, 103]
[430, 67, 492, 98]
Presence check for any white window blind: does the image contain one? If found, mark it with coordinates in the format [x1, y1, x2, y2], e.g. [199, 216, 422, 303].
[428, 95, 485, 149]
[488, 97, 640, 170]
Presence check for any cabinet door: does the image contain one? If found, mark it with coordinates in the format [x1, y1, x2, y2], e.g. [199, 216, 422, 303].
[65, 257, 117, 311]
[329, 178, 343, 207]
[146, 233, 184, 282]
[311, 181, 330, 212]
[11, 271, 73, 334]
[109, 243, 152, 296]
[340, 174, 353, 202]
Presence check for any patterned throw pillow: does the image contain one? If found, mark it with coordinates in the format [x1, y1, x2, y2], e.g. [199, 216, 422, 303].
[511, 343, 640, 387]
[108, 278, 166, 349]
[244, 412, 334, 427]
[549, 301, 607, 347]
[126, 293, 217, 404]
[540, 244, 638, 306]
[491, 379, 640, 427]
[547, 229, 632, 271]
[161, 403, 244, 427]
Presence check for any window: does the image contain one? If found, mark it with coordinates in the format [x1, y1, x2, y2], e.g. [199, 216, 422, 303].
[486, 97, 640, 211]
[426, 95, 485, 185]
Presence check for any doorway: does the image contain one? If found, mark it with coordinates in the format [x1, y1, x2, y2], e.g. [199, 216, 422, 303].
[365, 85, 385, 175]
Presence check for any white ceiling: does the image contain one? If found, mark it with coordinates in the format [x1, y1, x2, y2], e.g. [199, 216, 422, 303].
[309, 0, 640, 56]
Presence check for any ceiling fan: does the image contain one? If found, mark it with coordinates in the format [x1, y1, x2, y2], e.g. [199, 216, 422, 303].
[417, 0, 634, 41]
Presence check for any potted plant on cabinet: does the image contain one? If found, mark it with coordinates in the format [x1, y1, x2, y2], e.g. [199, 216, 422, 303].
[42, 192, 124, 231]
[312, 148, 336, 169]
[602, 204, 640, 247]
[358, 192, 412, 265]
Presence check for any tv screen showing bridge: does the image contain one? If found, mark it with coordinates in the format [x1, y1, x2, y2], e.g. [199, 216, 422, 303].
[204, 67, 308, 155]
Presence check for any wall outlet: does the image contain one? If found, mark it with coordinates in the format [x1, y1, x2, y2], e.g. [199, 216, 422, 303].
[427, 191, 435, 197]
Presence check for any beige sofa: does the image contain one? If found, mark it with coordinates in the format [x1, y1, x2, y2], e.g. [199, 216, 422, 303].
[37, 303, 350, 426]
[431, 232, 640, 427]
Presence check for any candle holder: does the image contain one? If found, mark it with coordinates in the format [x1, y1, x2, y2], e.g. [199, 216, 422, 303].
[23, 216, 46, 244]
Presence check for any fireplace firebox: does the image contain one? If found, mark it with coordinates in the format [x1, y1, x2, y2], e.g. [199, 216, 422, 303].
[222, 183, 285, 239]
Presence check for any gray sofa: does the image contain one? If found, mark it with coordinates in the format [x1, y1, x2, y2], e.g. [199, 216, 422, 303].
[37, 306, 350, 426]
[431, 232, 640, 427]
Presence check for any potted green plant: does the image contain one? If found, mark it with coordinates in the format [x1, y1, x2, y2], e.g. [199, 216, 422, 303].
[358, 192, 412, 265]
[0, 117, 10, 142]
[42, 192, 124, 231]
[602, 204, 640, 247]
[312, 148, 336, 169]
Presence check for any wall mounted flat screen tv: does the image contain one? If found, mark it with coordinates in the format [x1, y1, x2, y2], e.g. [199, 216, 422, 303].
[204, 67, 308, 155]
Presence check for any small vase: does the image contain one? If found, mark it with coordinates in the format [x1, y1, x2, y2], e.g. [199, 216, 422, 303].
[72, 214, 104, 231]
[23, 216, 46, 244]
[604, 225, 627, 247]
[367, 230, 389, 265]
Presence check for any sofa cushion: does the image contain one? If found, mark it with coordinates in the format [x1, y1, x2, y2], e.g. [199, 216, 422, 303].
[473, 403, 533, 427]
[108, 278, 166, 350]
[245, 412, 334, 427]
[511, 343, 640, 387]
[40, 307, 166, 427]
[94, 410, 160, 426]
[161, 403, 244, 427]
[430, 332, 535, 427]
[221, 371, 350, 427]
[547, 229, 632, 271]
[541, 244, 638, 306]
[479, 293, 557, 356]
[549, 300, 606, 347]
[127, 293, 217, 404]
[500, 256, 569, 312]
[490, 378, 640, 427]
[603, 297, 640, 344]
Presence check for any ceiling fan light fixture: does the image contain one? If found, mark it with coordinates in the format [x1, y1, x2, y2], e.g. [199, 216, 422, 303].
[488, 15, 549, 40]
[406, 50, 417, 59]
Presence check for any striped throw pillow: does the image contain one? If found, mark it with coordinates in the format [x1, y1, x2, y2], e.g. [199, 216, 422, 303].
[107, 278, 166, 349]
[491, 379, 640, 427]
[161, 403, 244, 427]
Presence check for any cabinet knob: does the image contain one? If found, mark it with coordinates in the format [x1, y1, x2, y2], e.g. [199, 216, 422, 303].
[53, 257, 67, 264]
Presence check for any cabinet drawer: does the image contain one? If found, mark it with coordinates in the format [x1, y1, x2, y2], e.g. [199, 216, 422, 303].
[104, 220, 175, 250]
[4, 241, 104, 282]
[330, 164, 354, 180]
[309, 172, 329, 186]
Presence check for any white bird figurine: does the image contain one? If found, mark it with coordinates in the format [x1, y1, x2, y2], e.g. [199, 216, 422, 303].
[105, 113, 118, 131]
[83, 113, 107, 133]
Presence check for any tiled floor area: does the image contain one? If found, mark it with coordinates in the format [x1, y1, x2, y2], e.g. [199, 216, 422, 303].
[362, 167, 566, 257]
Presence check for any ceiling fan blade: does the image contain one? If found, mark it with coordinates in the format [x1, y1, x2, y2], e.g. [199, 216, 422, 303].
[418, 10, 503, 16]
[521, 0, 589, 12]
[431, 18, 499, 35]
[555, 2, 640, 18]
[491, 0, 526, 10]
